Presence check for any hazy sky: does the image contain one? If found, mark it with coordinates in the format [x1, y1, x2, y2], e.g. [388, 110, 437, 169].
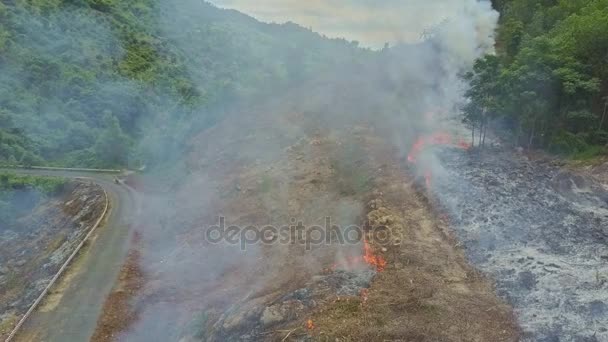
[208, 0, 470, 48]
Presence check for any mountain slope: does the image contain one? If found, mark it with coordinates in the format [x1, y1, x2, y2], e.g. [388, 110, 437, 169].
[0, 0, 369, 168]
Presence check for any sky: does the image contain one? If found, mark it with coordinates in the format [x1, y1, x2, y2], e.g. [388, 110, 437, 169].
[208, 0, 478, 48]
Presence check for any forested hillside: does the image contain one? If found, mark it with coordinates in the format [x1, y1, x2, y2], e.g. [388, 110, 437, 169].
[466, 0, 608, 157]
[0, 0, 368, 168]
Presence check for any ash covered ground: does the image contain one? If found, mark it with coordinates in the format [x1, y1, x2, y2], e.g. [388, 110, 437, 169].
[434, 147, 608, 341]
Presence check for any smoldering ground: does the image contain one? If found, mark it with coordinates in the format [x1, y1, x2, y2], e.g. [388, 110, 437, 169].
[432, 148, 608, 341]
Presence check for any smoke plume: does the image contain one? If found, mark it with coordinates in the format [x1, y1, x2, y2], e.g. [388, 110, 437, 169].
[117, 0, 500, 340]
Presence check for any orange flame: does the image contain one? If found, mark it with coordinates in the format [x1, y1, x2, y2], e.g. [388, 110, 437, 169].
[407, 131, 470, 189]
[362, 239, 387, 271]
[457, 139, 471, 150]
[306, 318, 314, 330]
[407, 132, 469, 164]
[329, 238, 387, 272]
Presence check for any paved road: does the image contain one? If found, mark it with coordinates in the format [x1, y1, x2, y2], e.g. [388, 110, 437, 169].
[2, 169, 137, 342]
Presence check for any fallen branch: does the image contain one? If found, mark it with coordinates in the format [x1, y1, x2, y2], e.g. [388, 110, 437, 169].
[281, 327, 300, 342]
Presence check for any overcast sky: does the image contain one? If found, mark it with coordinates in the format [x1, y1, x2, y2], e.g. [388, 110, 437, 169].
[208, 0, 470, 48]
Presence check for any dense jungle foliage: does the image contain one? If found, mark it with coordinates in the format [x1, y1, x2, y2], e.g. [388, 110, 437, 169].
[467, 0, 608, 157]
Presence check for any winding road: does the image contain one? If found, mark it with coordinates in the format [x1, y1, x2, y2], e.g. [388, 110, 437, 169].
[1, 168, 137, 342]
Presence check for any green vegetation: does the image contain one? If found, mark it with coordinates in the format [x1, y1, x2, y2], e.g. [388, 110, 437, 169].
[0, 172, 66, 226]
[466, 0, 608, 157]
[0, 172, 65, 194]
[0, 0, 368, 168]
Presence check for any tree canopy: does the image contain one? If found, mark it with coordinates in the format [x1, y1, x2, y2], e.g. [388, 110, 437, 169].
[466, 0, 608, 157]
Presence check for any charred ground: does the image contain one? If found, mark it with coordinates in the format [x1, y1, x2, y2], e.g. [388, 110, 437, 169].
[435, 147, 608, 341]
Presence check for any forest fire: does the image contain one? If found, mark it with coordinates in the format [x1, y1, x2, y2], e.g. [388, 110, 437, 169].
[306, 318, 314, 330]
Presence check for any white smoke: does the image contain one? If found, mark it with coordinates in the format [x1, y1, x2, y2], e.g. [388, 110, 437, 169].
[434, 0, 499, 63]
[429, 0, 499, 120]
[121, 1, 501, 340]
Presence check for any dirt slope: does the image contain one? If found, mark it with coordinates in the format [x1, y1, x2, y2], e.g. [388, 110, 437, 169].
[90, 98, 519, 341]
[304, 135, 518, 342]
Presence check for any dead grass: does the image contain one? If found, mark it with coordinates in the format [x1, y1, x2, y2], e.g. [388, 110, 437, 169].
[93, 113, 520, 341]
[0, 312, 18, 338]
[301, 133, 520, 342]
[185, 123, 519, 341]
[189, 126, 520, 341]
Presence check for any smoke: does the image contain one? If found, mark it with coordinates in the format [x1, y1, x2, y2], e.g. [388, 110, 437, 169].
[1, 0, 500, 340]
[113, 1, 500, 340]
[381, 0, 498, 182]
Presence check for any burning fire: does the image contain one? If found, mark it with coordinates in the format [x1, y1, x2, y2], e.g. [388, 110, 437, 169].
[407, 132, 470, 164]
[362, 239, 387, 271]
[306, 318, 314, 330]
[407, 131, 470, 189]
[329, 237, 387, 272]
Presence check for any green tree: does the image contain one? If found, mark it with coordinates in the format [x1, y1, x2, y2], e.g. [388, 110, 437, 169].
[94, 113, 132, 167]
[463, 55, 501, 148]
[465, 0, 608, 156]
